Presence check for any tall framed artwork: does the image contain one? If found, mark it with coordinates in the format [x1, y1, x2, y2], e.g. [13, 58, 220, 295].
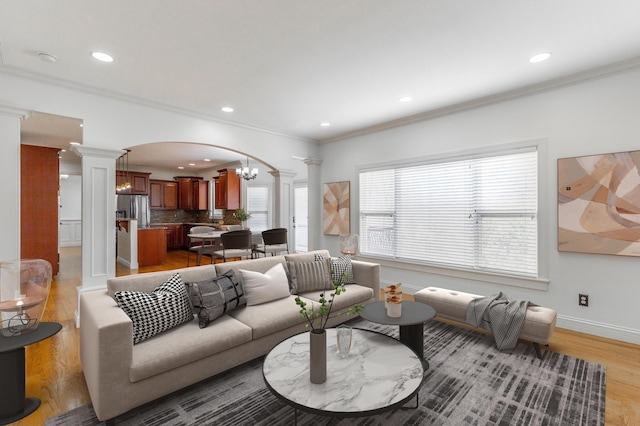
[558, 149, 640, 256]
[323, 181, 350, 235]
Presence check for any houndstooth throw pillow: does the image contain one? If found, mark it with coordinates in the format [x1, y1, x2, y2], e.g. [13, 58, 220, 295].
[314, 254, 354, 285]
[115, 273, 194, 344]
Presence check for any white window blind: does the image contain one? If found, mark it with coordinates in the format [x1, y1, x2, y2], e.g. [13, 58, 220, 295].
[246, 185, 269, 233]
[359, 148, 538, 277]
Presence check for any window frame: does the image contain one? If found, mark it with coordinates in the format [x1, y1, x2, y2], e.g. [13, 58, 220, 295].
[357, 139, 549, 290]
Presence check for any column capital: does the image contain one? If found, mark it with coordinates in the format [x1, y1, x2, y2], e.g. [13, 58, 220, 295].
[70, 144, 124, 159]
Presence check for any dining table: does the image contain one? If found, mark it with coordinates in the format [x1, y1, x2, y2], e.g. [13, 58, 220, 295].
[187, 231, 225, 266]
[187, 230, 263, 265]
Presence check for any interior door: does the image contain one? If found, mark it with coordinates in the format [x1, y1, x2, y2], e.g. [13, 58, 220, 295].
[21, 145, 60, 275]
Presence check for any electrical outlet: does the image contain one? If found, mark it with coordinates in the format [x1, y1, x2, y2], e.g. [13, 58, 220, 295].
[579, 294, 589, 307]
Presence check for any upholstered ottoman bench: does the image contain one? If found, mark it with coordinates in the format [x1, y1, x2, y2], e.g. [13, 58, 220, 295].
[414, 287, 557, 359]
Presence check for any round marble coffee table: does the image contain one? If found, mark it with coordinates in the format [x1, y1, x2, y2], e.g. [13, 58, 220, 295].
[262, 328, 424, 424]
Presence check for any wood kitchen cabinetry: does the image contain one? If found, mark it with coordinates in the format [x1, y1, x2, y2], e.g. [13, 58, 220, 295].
[116, 171, 151, 194]
[175, 177, 209, 211]
[149, 180, 178, 210]
[214, 168, 240, 210]
[21, 145, 60, 275]
[164, 224, 184, 249]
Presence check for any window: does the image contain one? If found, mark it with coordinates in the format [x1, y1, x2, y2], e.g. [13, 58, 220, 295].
[359, 147, 538, 277]
[246, 185, 269, 233]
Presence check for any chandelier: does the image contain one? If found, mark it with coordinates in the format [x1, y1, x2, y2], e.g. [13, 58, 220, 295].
[236, 157, 258, 181]
[116, 150, 132, 192]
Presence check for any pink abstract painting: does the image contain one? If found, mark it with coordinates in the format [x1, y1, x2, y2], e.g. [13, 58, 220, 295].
[558, 150, 640, 256]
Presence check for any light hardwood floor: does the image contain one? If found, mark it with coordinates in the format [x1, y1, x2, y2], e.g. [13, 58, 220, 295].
[11, 247, 640, 425]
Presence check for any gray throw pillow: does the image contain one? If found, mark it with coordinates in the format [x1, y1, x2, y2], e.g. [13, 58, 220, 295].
[288, 258, 332, 294]
[114, 273, 194, 344]
[187, 270, 246, 328]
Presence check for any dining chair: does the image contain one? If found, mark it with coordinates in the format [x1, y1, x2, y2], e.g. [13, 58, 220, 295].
[186, 226, 216, 266]
[211, 230, 253, 263]
[252, 228, 289, 258]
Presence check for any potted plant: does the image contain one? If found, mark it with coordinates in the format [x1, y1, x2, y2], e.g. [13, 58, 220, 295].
[233, 208, 252, 229]
[294, 270, 363, 383]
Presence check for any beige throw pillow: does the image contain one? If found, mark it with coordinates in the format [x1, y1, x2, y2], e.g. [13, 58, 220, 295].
[288, 258, 332, 294]
[239, 263, 290, 306]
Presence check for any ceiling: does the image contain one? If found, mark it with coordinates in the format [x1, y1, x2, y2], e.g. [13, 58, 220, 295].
[5, 1, 640, 166]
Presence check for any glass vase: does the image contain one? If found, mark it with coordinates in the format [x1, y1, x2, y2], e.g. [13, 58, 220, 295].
[0, 259, 52, 337]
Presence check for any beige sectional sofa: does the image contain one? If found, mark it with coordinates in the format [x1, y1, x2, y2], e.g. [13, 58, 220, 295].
[80, 250, 380, 422]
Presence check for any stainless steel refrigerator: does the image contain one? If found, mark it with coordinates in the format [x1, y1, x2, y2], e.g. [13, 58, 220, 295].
[116, 194, 150, 228]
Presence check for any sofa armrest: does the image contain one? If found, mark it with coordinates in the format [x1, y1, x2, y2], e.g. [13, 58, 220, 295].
[351, 260, 380, 301]
[80, 289, 134, 420]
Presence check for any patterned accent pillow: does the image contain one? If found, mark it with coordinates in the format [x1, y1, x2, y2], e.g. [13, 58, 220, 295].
[114, 273, 194, 344]
[313, 254, 354, 285]
[187, 270, 246, 328]
[288, 258, 332, 294]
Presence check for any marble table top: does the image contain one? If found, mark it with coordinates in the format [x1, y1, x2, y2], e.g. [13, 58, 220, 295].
[262, 327, 424, 417]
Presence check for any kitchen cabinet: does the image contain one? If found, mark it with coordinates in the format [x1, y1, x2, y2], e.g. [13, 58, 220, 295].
[150, 180, 178, 210]
[164, 224, 184, 249]
[175, 177, 209, 210]
[214, 168, 240, 210]
[116, 171, 151, 195]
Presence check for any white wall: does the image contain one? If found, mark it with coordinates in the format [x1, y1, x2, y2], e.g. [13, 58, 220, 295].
[320, 67, 640, 344]
[0, 71, 317, 277]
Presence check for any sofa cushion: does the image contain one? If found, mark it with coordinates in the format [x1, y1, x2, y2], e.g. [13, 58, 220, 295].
[186, 270, 246, 328]
[227, 295, 308, 339]
[239, 263, 290, 306]
[288, 258, 332, 294]
[314, 253, 354, 285]
[130, 315, 252, 382]
[114, 273, 194, 344]
[299, 284, 374, 312]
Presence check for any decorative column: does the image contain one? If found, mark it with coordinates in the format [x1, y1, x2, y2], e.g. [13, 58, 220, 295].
[304, 158, 323, 251]
[269, 169, 296, 248]
[70, 144, 124, 327]
[0, 106, 29, 261]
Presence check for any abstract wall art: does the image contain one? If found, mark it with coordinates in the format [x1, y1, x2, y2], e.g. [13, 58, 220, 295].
[323, 181, 350, 235]
[558, 150, 640, 256]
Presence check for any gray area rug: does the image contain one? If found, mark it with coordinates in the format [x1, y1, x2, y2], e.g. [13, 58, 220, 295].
[46, 318, 605, 425]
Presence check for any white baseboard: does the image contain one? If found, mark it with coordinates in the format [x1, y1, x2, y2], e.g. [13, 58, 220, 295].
[556, 315, 640, 345]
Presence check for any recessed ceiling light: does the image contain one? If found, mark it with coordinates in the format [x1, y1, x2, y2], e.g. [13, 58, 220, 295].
[320, 122, 331, 127]
[91, 51, 114, 63]
[399, 96, 413, 103]
[189, 163, 195, 166]
[204, 159, 211, 162]
[178, 166, 185, 170]
[221, 107, 234, 113]
[529, 52, 551, 63]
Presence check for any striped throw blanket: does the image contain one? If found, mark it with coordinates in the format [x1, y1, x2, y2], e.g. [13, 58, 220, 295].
[465, 292, 530, 350]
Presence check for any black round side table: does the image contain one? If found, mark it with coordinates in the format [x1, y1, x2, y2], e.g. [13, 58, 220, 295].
[0, 322, 62, 424]
[360, 301, 436, 369]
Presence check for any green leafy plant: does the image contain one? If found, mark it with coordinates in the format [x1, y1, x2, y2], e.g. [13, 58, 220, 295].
[233, 207, 252, 222]
[295, 269, 363, 331]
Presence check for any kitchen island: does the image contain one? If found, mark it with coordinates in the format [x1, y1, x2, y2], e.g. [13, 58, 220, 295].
[137, 227, 167, 267]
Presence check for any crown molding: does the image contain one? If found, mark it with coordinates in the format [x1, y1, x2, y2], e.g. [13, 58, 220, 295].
[320, 56, 640, 144]
[0, 66, 314, 144]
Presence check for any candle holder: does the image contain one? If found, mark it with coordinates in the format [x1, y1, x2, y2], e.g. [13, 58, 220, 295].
[0, 259, 52, 337]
